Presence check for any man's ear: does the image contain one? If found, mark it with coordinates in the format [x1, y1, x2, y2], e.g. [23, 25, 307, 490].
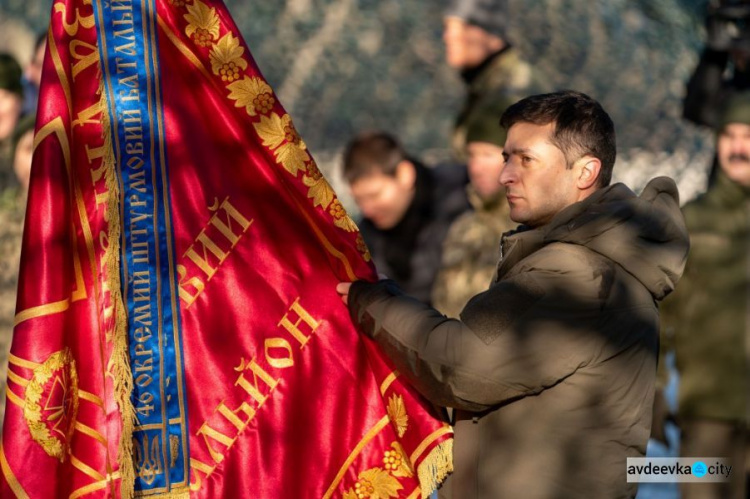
[395, 160, 417, 188]
[575, 156, 602, 190]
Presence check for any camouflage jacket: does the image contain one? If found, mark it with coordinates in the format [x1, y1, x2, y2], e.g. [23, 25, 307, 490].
[432, 187, 515, 318]
[659, 171, 750, 424]
[0, 190, 25, 432]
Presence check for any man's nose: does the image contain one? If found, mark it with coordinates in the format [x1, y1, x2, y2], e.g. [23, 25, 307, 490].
[498, 162, 514, 186]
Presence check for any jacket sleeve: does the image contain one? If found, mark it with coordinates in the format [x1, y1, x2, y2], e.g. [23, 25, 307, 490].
[348, 263, 611, 413]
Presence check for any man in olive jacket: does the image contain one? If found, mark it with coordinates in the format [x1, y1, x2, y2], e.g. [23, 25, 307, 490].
[657, 92, 750, 499]
[337, 91, 690, 498]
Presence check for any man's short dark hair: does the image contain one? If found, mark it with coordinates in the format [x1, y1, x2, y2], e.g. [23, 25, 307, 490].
[500, 90, 616, 187]
[342, 131, 408, 184]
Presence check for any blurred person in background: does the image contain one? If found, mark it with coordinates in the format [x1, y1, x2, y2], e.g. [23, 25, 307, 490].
[683, 0, 750, 129]
[432, 107, 515, 318]
[21, 32, 46, 116]
[0, 53, 24, 192]
[443, 0, 544, 158]
[12, 113, 35, 194]
[656, 92, 750, 499]
[343, 131, 469, 305]
[0, 56, 30, 435]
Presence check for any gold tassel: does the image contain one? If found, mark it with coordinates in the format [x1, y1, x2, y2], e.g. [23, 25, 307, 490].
[98, 79, 137, 499]
[417, 438, 453, 499]
[149, 488, 191, 498]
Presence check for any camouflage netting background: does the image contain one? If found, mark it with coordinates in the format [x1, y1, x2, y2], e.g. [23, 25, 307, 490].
[0, 0, 720, 427]
[1, 0, 718, 197]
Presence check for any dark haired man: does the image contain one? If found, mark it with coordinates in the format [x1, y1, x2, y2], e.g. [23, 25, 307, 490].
[342, 131, 469, 305]
[338, 91, 690, 497]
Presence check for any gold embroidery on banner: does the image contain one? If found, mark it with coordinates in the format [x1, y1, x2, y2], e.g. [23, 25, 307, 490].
[379, 371, 399, 396]
[322, 415, 390, 499]
[170, 435, 180, 468]
[14, 299, 71, 327]
[356, 234, 372, 263]
[226, 76, 274, 116]
[329, 200, 358, 232]
[166, 0, 370, 271]
[351, 468, 403, 499]
[209, 33, 247, 82]
[302, 162, 334, 208]
[184, 0, 220, 47]
[177, 197, 254, 307]
[23, 348, 79, 461]
[253, 112, 310, 176]
[384, 441, 414, 478]
[386, 394, 409, 439]
[53, 2, 95, 37]
[0, 443, 30, 499]
[133, 433, 163, 486]
[342, 441, 415, 499]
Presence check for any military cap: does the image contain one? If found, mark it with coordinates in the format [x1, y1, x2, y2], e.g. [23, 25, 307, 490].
[719, 91, 750, 129]
[445, 0, 509, 40]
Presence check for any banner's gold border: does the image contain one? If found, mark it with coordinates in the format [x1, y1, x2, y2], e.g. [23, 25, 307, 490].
[410, 425, 452, 464]
[379, 371, 399, 396]
[14, 299, 70, 327]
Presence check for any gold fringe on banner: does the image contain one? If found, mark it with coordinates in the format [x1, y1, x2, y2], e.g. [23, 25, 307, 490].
[417, 439, 453, 499]
[97, 79, 136, 499]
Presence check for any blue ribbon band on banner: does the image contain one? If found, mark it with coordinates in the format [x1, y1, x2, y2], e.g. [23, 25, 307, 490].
[91, 0, 190, 492]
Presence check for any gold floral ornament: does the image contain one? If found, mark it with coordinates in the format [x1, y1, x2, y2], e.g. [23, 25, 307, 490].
[351, 468, 403, 499]
[209, 33, 248, 83]
[184, 0, 220, 48]
[253, 112, 310, 176]
[387, 394, 409, 438]
[23, 348, 80, 461]
[330, 200, 359, 232]
[383, 442, 414, 478]
[169, 0, 189, 7]
[303, 162, 335, 208]
[356, 234, 372, 262]
[227, 76, 275, 117]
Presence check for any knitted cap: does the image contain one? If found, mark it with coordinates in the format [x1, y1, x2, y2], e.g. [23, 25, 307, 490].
[719, 91, 750, 129]
[445, 0, 509, 39]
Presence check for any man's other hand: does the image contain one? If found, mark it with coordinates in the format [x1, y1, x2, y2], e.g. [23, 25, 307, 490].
[336, 282, 352, 304]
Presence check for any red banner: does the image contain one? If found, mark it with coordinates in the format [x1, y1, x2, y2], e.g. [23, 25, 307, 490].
[0, 0, 452, 497]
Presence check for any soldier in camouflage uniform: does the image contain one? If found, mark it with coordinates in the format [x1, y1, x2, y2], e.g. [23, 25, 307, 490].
[432, 110, 515, 318]
[656, 92, 750, 499]
[443, 0, 545, 158]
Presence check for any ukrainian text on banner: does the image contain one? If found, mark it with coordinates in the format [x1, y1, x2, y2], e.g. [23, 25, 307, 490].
[0, 0, 452, 497]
